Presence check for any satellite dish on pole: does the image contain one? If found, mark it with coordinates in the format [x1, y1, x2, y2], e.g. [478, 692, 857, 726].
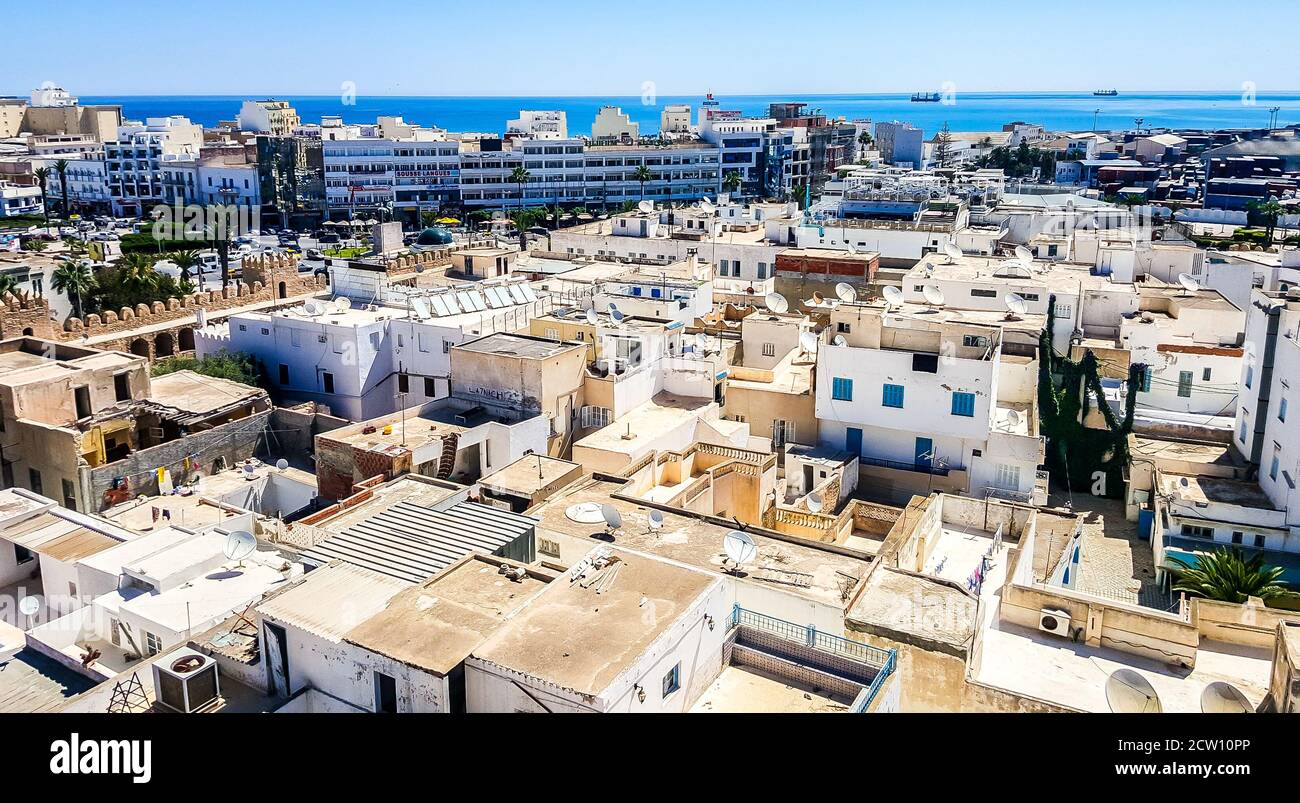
[611, 309, 625, 324]
[606, 302, 619, 315]
[223, 530, 257, 566]
[764, 292, 789, 313]
[723, 530, 757, 570]
[700, 196, 715, 212]
[648, 510, 664, 532]
[303, 300, 321, 316]
[1200, 681, 1252, 713]
[806, 492, 824, 513]
[585, 308, 599, 325]
[637, 200, 654, 214]
[600, 504, 623, 538]
[942, 242, 963, 263]
[1177, 272, 1200, 295]
[799, 331, 819, 355]
[835, 282, 857, 302]
[1105, 669, 1163, 713]
[832, 334, 847, 346]
[1014, 245, 1034, 264]
[18, 595, 40, 617]
[275, 458, 289, 471]
[811, 291, 826, 306]
[882, 285, 905, 309]
[1005, 293, 1028, 318]
[333, 296, 352, 312]
[923, 285, 946, 308]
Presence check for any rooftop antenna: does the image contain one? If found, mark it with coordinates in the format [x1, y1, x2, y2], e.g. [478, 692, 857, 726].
[806, 492, 824, 514]
[1177, 272, 1200, 296]
[835, 282, 857, 303]
[610, 308, 626, 324]
[942, 241, 962, 264]
[302, 300, 321, 316]
[922, 285, 946, 310]
[600, 504, 623, 539]
[832, 334, 847, 346]
[799, 331, 819, 356]
[1004, 292, 1028, 320]
[637, 200, 654, 214]
[764, 292, 789, 313]
[223, 529, 257, 568]
[1200, 681, 1252, 714]
[1105, 668, 1162, 713]
[333, 296, 352, 312]
[882, 285, 905, 310]
[585, 307, 599, 325]
[647, 510, 664, 533]
[275, 458, 289, 471]
[1014, 245, 1033, 264]
[18, 595, 40, 629]
[723, 530, 757, 573]
[606, 301, 619, 315]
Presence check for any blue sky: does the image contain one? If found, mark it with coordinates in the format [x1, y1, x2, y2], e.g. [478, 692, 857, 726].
[3, 0, 1298, 96]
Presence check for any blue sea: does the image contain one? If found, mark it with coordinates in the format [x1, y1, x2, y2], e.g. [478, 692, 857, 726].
[77, 92, 1300, 135]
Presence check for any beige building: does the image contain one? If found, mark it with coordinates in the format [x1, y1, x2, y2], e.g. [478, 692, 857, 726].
[0, 98, 122, 142]
[237, 99, 302, 136]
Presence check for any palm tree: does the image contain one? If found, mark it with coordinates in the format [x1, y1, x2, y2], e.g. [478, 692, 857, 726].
[722, 170, 743, 197]
[21, 238, 48, 253]
[53, 159, 70, 218]
[51, 258, 97, 319]
[509, 166, 531, 215]
[857, 130, 874, 150]
[632, 165, 653, 201]
[172, 249, 200, 286]
[116, 253, 160, 301]
[1169, 547, 1287, 603]
[33, 166, 51, 230]
[1248, 198, 1286, 245]
[0, 273, 18, 301]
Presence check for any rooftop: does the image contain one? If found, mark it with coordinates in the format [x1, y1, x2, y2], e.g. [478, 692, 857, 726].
[689, 664, 855, 713]
[1159, 473, 1276, 509]
[479, 454, 583, 498]
[0, 649, 97, 713]
[257, 562, 409, 643]
[454, 331, 584, 360]
[143, 370, 266, 421]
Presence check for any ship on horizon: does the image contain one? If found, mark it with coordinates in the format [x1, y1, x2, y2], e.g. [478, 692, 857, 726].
[911, 92, 942, 102]
[1093, 89, 1119, 96]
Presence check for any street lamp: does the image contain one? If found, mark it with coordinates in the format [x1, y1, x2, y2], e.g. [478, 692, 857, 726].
[215, 186, 239, 293]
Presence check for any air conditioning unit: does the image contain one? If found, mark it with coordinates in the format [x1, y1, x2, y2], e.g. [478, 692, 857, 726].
[1038, 608, 1072, 638]
[152, 647, 220, 713]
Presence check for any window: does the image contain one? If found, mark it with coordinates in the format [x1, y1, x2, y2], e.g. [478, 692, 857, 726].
[994, 463, 1020, 491]
[374, 672, 398, 713]
[14, 544, 35, 565]
[970, 288, 997, 298]
[1202, 367, 1212, 382]
[278, 364, 289, 385]
[1177, 371, 1193, 398]
[951, 391, 975, 417]
[882, 383, 904, 408]
[398, 374, 410, 394]
[61, 479, 76, 510]
[662, 663, 681, 698]
[114, 373, 131, 401]
[772, 419, 795, 448]
[1180, 524, 1213, 539]
[837, 321, 851, 333]
[1280, 397, 1288, 423]
[74, 386, 91, 419]
[322, 372, 334, 393]
[442, 340, 451, 354]
[832, 377, 853, 401]
[912, 353, 938, 373]
[544, 327, 559, 340]
[762, 343, 776, 357]
[1270, 446, 1280, 480]
[424, 377, 436, 397]
[369, 332, 381, 350]
[962, 335, 988, 348]
[1255, 534, 1267, 549]
[1245, 365, 1254, 389]
[1239, 416, 1248, 443]
[1231, 531, 1243, 544]
[144, 631, 161, 657]
[28, 468, 42, 496]
[108, 617, 121, 647]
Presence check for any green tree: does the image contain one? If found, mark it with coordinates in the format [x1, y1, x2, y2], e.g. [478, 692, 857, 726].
[1169, 548, 1287, 603]
[933, 122, 954, 169]
[171, 249, 200, 285]
[152, 351, 260, 386]
[420, 210, 438, 228]
[21, 238, 48, 253]
[116, 252, 160, 298]
[633, 165, 654, 201]
[509, 165, 531, 214]
[0, 273, 18, 300]
[53, 159, 70, 217]
[1248, 198, 1286, 245]
[33, 166, 51, 228]
[51, 258, 97, 319]
[857, 130, 874, 151]
[722, 170, 743, 196]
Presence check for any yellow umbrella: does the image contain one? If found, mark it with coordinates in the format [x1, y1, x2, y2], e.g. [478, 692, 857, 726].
[435, 217, 460, 224]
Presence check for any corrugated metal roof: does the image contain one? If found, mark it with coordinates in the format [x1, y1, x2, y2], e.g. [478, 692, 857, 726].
[257, 562, 409, 642]
[303, 502, 537, 584]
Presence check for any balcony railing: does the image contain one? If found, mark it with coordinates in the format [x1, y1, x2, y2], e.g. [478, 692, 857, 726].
[859, 454, 959, 476]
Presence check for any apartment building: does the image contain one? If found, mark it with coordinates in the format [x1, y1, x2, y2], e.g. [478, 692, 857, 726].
[104, 116, 203, 217]
[321, 122, 461, 222]
[875, 121, 925, 168]
[506, 110, 568, 139]
[237, 99, 301, 136]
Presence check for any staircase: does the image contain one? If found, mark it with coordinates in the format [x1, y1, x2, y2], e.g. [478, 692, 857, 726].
[435, 432, 459, 480]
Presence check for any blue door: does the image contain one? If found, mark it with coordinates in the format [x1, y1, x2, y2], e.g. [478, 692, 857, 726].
[1138, 509, 1154, 541]
[914, 437, 933, 471]
[845, 427, 863, 456]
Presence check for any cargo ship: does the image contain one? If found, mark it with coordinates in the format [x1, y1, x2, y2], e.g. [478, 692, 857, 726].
[1093, 89, 1119, 96]
[910, 92, 942, 102]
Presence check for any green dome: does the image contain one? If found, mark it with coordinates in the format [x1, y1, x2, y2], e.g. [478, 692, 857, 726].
[416, 226, 453, 246]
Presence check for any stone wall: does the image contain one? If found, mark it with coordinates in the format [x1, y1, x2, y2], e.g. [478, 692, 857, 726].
[0, 295, 57, 340]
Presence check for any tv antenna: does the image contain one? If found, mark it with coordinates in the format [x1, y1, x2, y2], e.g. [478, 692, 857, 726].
[942, 242, 962, 264]
[1177, 272, 1200, 296]
[764, 292, 789, 313]
[835, 282, 857, 303]
[1004, 293, 1028, 320]
[723, 530, 757, 573]
[223, 529, 257, 568]
[798, 331, 819, 356]
[805, 492, 824, 514]
[647, 510, 664, 533]
[1200, 681, 1252, 713]
[832, 334, 847, 346]
[922, 285, 946, 310]
[1105, 668, 1162, 713]
[1014, 245, 1033, 264]
[585, 307, 599, 325]
[882, 285, 905, 310]
[600, 504, 623, 539]
[637, 200, 654, 214]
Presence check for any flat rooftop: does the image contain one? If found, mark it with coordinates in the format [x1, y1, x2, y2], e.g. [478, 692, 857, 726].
[454, 331, 582, 359]
[310, 475, 462, 533]
[1131, 435, 1244, 472]
[574, 393, 717, 457]
[257, 562, 409, 643]
[470, 548, 717, 697]
[689, 664, 854, 713]
[529, 476, 870, 609]
[479, 454, 582, 498]
[144, 370, 266, 419]
[848, 567, 977, 652]
[1160, 473, 1276, 509]
[346, 555, 554, 676]
[0, 649, 97, 713]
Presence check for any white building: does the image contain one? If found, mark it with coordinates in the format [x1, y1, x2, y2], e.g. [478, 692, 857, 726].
[237, 99, 301, 136]
[874, 121, 924, 168]
[0, 181, 42, 218]
[590, 106, 639, 142]
[506, 110, 568, 139]
[321, 120, 460, 220]
[103, 116, 203, 217]
[30, 84, 76, 108]
[660, 104, 692, 135]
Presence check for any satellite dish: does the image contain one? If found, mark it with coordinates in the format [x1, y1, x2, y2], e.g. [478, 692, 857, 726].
[333, 296, 351, 311]
[648, 510, 664, 531]
[1006, 409, 1022, 427]
[764, 292, 789, 313]
[606, 302, 619, 315]
[1005, 293, 1028, 316]
[695, 333, 708, 352]
[565, 502, 606, 523]
[1105, 668, 1163, 713]
[1177, 272, 1200, 294]
[1014, 245, 1034, 264]
[611, 309, 625, 323]
[923, 285, 946, 307]
[942, 242, 963, 263]
[637, 200, 654, 214]
[806, 492, 824, 513]
[223, 530, 257, 563]
[1200, 681, 1252, 714]
[799, 331, 819, 354]
[585, 308, 599, 325]
[723, 530, 757, 568]
[882, 285, 905, 308]
[241, 462, 257, 476]
[835, 282, 857, 302]
[700, 196, 715, 211]
[846, 241, 857, 255]
[18, 595, 40, 617]
[812, 291, 826, 306]
[303, 300, 321, 315]
[833, 334, 847, 346]
[601, 503, 623, 534]
[275, 458, 289, 470]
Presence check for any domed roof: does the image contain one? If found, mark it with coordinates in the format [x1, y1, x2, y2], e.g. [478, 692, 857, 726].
[416, 226, 453, 246]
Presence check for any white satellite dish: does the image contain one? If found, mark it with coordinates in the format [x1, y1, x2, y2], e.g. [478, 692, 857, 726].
[1014, 245, 1034, 264]
[835, 282, 857, 302]
[1006, 409, 1022, 427]
[700, 196, 715, 210]
[302, 300, 321, 315]
[333, 296, 351, 311]
[695, 333, 709, 352]
[565, 502, 606, 523]
[275, 458, 289, 471]
[611, 309, 625, 323]
[585, 308, 599, 325]
[1177, 272, 1200, 294]
[637, 200, 654, 214]
[923, 285, 946, 307]
[942, 242, 963, 263]
[812, 291, 826, 306]
[606, 302, 619, 315]
[601, 503, 623, 535]
[18, 595, 40, 617]
[723, 530, 757, 568]
[223, 529, 257, 564]
[764, 292, 789, 313]
[1105, 668, 1163, 713]
[882, 285, 905, 309]
[1005, 293, 1028, 317]
[806, 492, 824, 514]
[1200, 681, 1252, 714]
[648, 510, 664, 531]
[846, 241, 857, 255]
[799, 331, 819, 354]
[832, 334, 847, 346]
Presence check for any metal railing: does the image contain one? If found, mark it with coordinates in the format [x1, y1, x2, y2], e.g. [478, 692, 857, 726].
[859, 454, 957, 476]
[728, 606, 894, 668]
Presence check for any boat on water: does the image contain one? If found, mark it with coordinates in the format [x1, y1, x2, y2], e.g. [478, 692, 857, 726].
[911, 92, 942, 102]
[1093, 89, 1119, 96]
